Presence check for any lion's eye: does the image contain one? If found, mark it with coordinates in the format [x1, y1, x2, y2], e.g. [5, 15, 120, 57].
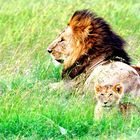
[109, 93, 113, 96]
[100, 93, 104, 96]
[60, 37, 65, 42]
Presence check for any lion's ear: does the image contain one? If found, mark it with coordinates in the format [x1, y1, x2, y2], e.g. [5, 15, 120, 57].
[94, 84, 102, 93]
[69, 10, 92, 35]
[113, 83, 123, 94]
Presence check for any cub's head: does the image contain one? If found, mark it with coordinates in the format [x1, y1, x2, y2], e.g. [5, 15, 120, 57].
[95, 83, 124, 107]
[47, 10, 105, 70]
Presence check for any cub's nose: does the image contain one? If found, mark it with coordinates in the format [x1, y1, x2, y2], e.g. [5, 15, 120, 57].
[47, 49, 52, 53]
[104, 102, 108, 104]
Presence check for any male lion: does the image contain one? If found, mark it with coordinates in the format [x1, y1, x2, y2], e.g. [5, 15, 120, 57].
[47, 9, 140, 96]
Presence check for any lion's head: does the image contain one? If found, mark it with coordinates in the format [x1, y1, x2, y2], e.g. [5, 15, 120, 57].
[48, 10, 96, 70]
[47, 26, 75, 68]
[47, 9, 130, 78]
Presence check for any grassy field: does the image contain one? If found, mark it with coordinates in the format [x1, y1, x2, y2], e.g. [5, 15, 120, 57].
[0, 0, 140, 139]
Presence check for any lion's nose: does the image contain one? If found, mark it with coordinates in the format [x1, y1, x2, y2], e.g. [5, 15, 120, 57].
[104, 102, 108, 104]
[47, 49, 52, 53]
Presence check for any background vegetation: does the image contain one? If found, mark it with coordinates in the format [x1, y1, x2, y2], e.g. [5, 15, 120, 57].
[0, 0, 139, 139]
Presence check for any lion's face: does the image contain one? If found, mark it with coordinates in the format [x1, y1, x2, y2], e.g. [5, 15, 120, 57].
[95, 83, 123, 107]
[47, 10, 94, 69]
[47, 27, 74, 66]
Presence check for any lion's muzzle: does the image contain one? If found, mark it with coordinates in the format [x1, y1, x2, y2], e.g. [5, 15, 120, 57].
[47, 48, 52, 53]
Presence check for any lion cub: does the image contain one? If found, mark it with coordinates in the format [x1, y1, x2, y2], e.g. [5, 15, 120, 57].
[94, 83, 139, 120]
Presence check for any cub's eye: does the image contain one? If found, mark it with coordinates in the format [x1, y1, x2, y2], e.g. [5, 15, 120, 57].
[109, 93, 113, 96]
[100, 93, 104, 96]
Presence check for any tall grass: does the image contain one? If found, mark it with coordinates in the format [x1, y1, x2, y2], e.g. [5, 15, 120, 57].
[0, 0, 139, 139]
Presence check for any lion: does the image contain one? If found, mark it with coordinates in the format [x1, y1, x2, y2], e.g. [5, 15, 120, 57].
[94, 83, 140, 120]
[47, 9, 140, 96]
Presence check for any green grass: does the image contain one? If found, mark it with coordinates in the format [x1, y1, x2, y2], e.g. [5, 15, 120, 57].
[0, 0, 140, 139]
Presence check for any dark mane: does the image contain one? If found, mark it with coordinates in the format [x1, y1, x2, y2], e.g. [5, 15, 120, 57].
[62, 9, 131, 79]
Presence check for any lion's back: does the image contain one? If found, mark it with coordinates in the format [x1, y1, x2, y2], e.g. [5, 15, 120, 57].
[84, 61, 140, 96]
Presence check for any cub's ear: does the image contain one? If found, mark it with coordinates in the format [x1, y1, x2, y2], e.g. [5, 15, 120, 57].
[113, 83, 123, 94]
[69, 10, 93, 36]
[94, 84, 102, 93]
